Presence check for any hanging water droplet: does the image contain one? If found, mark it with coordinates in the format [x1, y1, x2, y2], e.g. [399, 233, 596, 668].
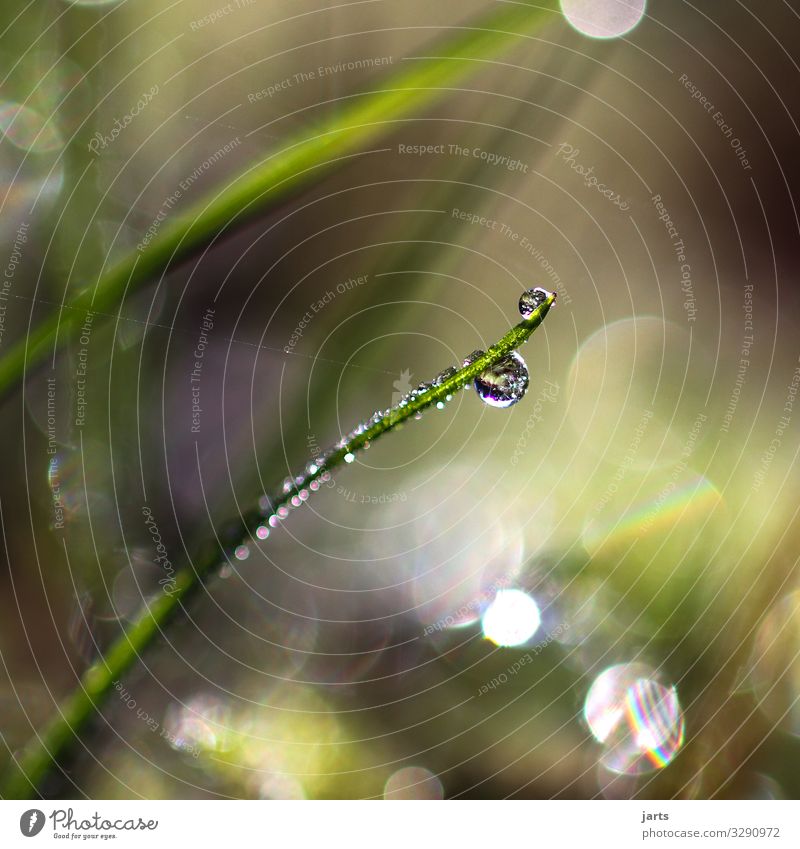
[463, 349, 485, 367]
[344, 452, 355, 464]
[518, 287, 552, 319]
[234, 545, 250, 561]
[256, 525, 270, 540]
[436, 401, 445, 410]
[474, 351, 529, 408]
[281, 477, 294, 494]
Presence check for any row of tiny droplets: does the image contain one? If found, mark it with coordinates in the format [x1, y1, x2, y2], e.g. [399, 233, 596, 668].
[224, 288, 554, 561]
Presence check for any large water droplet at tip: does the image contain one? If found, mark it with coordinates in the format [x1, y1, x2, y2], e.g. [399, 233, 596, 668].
[519, 287, 553, 319]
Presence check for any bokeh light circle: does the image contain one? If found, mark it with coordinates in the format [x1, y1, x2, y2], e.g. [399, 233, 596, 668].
[566, 317, 703, 470]
[384, 767, 444, 799]
[748, 591, 800, 736]
[584, 663, 684, 774]
[560, 0, 646, 39]
[482, 589, 541, 647]
[0, 101, 63, 154]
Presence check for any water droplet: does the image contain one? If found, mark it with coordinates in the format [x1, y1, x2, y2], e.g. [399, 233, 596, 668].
[434, 366, 458, 385]
[256, 526, 269, 540]
[234, 545, 249, 561]
[436, 401, 445, 410]
[463, 349, 485, 367]
[344, 452, 355, 464]
[281, 477, 294, 494]
[268, 515, 280, 528]
[474, 352, 529, 408]
[518, 287, 551, 318]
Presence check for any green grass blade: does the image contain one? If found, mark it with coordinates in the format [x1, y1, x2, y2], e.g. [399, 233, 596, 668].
[0, 1, 556, 399]
[0, 291, 556, 799]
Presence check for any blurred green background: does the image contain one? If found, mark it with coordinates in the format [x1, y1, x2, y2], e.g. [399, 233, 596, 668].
[1, 0, 800, 799]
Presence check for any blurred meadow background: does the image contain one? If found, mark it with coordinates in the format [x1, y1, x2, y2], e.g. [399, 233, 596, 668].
[1, 0, 800, 799]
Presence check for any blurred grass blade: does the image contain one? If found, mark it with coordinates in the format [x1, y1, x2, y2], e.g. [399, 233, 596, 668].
[0, 0, 556, 399]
